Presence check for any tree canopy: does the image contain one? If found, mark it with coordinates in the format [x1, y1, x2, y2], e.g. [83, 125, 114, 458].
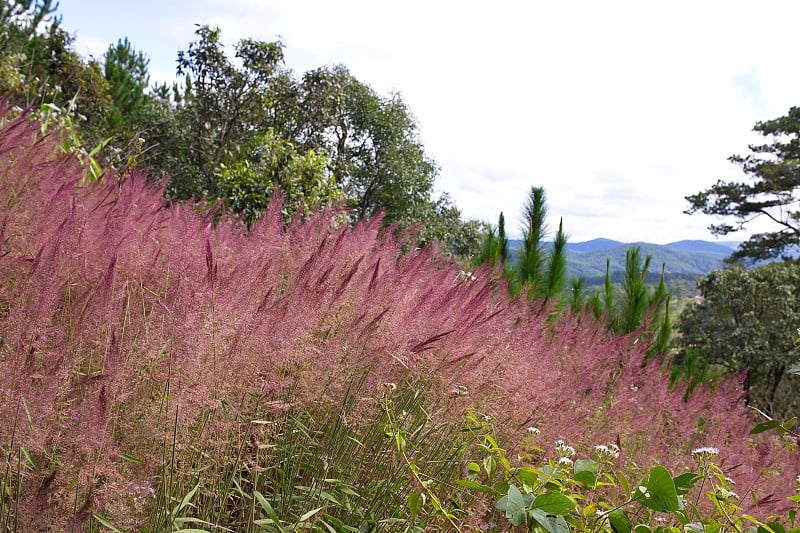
[676, 261, 800, 418]
[134, 25, 482, 253]
[0, 12, 485, 257]
[685, 107, 800, 262]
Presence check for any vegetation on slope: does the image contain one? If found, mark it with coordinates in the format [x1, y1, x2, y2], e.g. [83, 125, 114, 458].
[0, 106, 797, 531]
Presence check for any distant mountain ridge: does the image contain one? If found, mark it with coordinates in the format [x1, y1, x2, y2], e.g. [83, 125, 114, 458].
[507, 238, 737, 281]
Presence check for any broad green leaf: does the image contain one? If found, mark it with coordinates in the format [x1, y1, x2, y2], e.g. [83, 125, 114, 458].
[321, 515, 360, 533]
[634, 465, 680, 512]
[617, 470, 631, 495]
[483, 455, 496, 478]
[407, 491, 425, 518]
[530, 509, 570, 533]
[673, 472, 701, 496]
[501, 485, 527, 526]
[518, 465, 540, 489]
[531, 492, 576, 515]
[759, 522, 786, 533]
[573, 469, 597, 488]
[20, 447, 36, 470]
[173, 483, 199, 516]
[574, 459, 598, 488]
[574, 459, 598, 474]
[319, 519, 339, 533]
[495, 495, 507, 511]
[607, 509, 632, 533]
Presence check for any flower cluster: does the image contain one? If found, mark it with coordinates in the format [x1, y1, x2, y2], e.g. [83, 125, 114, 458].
[555, 440, 576, 458]
[691, 446, 719, 462]
[526, 426, 540, 436]
[557, 456, 574, 467]
[592, 443, 620, 461]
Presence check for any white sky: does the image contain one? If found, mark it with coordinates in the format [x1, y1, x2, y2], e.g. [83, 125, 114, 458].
[58, 0, 800, 243]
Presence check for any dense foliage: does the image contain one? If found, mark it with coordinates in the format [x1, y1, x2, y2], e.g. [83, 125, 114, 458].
[2, 3, 800, 530]
[677, 261, 800, 419]
[0, 2, 483, 256]
[2, 108, 797, 530]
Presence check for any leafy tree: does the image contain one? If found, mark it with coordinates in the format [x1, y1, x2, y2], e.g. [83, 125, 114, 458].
[276, 64, 441, 228]
[676, 261, 800, 418]
[217, 129, 338, 223]
[414, 193, 487, 258]
[137, 25, 482, 255]
[168, 25, 287, 200]
[686, 107, 800, 262]
[1, 1, 110, 141]
[0, 0, 59, 96]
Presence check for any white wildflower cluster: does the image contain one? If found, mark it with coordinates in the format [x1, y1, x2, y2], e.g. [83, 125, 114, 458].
[381, 382, 397, 392]
[555, 440, 576, 458]
[796, 475, 800, 491]
[526, 426, 541, 436]
[557, 456, 574, 467]
[691, 446, 719, 462]
[592, 443, 620, 461]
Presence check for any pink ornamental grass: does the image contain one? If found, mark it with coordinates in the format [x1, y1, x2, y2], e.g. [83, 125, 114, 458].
[0, 106, 796, 528]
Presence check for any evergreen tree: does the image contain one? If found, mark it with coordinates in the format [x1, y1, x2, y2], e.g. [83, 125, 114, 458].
[474, 211, 509, 269]
[497, 211, 508, 264]
[514, 186, 548, 297]
[545, 218, 567, 300]
[103, 37, 150, 133]
[686, 106, 800, 262]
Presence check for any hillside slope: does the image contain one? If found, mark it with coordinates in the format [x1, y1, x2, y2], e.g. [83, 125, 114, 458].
[0, 111, 795, 528]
